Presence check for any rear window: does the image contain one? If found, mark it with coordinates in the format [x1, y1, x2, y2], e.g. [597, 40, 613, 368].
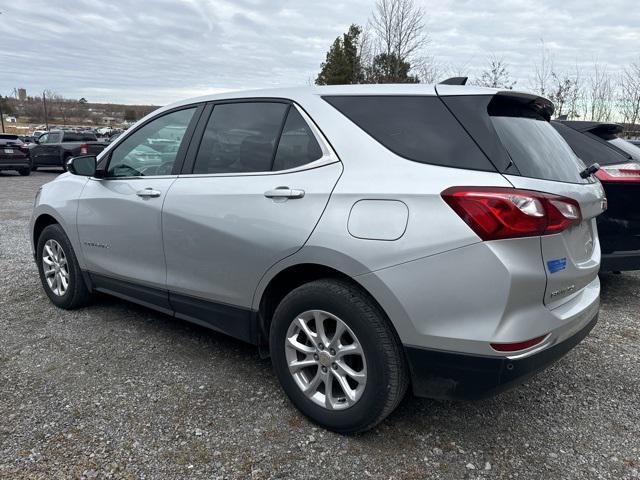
[323, 96, 495, 171]
[552, 122, 630, 166]
[488, 99, 587, 184]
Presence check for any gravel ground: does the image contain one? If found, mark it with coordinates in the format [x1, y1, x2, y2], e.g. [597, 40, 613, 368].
[1, 171, 639, 480]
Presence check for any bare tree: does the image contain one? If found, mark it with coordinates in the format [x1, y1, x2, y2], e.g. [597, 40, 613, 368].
[529, 39, 554, 97]
[369, 0, 429, 80]
[549, 67, 583, 119]
[618, 59, 640, 134]
[414, 55, 441, 84]
[476, 55, 516, 89]
[585, 61, 614, 122]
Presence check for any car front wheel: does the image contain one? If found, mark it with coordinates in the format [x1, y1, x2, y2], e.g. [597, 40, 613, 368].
[270, 279, 408, 433]
[18, 168, 31, 176]
[36, 224, 92, 309]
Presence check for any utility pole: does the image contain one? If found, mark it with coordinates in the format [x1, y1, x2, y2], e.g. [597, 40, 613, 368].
[42, 91, 49, 131]
[0, 97, 5, 133]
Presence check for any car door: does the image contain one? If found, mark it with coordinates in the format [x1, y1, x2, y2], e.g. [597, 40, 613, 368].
[162, 101, 342, 340]
[76, 105, 202, 308]
[32, 132, 62, 166]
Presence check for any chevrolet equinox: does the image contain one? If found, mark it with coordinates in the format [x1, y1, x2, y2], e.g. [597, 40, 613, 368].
[31, 84, 605, 433]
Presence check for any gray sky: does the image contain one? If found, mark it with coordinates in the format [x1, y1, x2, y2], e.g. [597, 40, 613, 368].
[1, 0, 638, 105]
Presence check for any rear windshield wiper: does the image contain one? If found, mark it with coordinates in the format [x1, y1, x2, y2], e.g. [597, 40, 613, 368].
[580, 163, 600, 179]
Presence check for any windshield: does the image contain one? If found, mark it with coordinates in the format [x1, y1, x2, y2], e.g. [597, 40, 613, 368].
[492, 116, 588, 184]
[608, 137, 640, 161]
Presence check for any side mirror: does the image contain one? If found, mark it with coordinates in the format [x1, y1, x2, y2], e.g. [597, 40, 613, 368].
[67, 155, 97, 176]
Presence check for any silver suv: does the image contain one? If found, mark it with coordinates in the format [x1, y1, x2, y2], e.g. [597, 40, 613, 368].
[31, 85, 605, 433]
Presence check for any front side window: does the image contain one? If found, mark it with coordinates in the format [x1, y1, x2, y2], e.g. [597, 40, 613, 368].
[193, 102, 288, 174]
[107, 107, 196, 177]
[38, 134, 49, 144]
[272, 108, 323, 171]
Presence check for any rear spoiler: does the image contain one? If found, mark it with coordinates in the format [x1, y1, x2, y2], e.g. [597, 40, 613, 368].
[489, 91, 555, 121]
[559, 121, 623, 136]
[439, 77, 468, 86]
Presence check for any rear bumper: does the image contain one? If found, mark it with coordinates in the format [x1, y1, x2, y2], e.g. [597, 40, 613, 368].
[0, 159, 30, 169]
[405, 313, 597, 400]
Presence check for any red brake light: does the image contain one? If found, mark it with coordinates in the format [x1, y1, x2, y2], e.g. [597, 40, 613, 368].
[490, 334, 548, 352]
[441, 187, 582, 241]
[595, 163, 640, 183]
[80, 143, 88, 155]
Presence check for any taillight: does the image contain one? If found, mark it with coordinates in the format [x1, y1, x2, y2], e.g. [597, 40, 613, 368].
[595, 163, 640, 182]
[441, 187, 582, 241]
[80, 143, 88, 155]
[491, 334, 548, 352]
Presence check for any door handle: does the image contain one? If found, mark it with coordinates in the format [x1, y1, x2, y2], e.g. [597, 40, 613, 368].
[264, 187, 305, 199]
[136, 188, 161, 198]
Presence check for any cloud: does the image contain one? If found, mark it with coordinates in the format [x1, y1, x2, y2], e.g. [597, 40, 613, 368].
[0, 0, 638, 105]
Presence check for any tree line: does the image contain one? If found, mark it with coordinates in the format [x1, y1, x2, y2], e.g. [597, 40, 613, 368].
[315, 0, 640, 135]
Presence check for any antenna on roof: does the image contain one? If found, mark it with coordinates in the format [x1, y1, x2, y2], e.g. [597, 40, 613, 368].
[439, 77, 468, 86]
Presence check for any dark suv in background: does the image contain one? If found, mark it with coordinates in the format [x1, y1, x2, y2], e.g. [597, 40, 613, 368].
[0, 134, 32, 176]
[552, 121, 640, 271]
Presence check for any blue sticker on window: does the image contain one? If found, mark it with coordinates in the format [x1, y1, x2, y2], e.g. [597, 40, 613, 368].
[547, 258, 567, 273]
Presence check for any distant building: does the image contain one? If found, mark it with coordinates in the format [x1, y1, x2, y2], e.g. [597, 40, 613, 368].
[18, 88, 26, 101]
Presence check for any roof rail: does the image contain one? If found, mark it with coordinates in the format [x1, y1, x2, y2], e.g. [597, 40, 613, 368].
[439, 77, 468, 86]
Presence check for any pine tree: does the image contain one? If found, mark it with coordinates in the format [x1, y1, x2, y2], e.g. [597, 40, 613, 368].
[316, 25, 365, 85]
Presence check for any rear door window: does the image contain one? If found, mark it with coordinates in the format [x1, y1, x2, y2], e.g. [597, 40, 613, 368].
[323, 95, 495, 171]
[193, 102, 288, 174]
[272, 108, 323, 171]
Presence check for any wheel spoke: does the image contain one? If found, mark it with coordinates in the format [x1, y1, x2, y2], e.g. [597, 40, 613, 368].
[288, 357, 317, 372]
[59, 274, 69, 292]
[313, 311, 331, 345]
[302, 370, 323, 395]
[329, 321, 346, 348]
[332, 370, 357, 402]
[286, 334, 315, 355]
[296, 317, 318, 348]
[43, 256, 54, 266]
[335, 342, 362, 358]
[336, 360, 366, 382]
[45, 269, 56, 277]
[44, 244, 55, 260]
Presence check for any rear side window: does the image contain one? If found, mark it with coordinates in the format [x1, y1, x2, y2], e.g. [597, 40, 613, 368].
[323, 95, 495, 171]
[193, 102, 288, 174]
[273, 108, 323, 171]
[63, 132, 82, 142]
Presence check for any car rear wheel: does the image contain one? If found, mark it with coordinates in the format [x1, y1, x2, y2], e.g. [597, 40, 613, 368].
[18, 168, 30, 176]
[269, 279, 408, 433]
[36, 224, 92, 309]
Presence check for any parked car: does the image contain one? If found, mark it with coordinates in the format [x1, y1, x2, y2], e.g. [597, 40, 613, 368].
[29, 130, 108, 171]
[0, 134, 31, 175]
[630, 139, 640, 147]
[31, 85, 605, 433]
[552, 121, 640, 271]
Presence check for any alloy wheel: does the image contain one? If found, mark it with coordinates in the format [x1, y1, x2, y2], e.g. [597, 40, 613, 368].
[284, 309, 367, 410]
[42, 239, 69, 296]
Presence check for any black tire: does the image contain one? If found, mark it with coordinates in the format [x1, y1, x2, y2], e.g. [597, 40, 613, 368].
[36, 224, 92, 309]
[31, 165, 38, 171]
[270, 279, 408, 433]
[18, 168, 31, 176]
